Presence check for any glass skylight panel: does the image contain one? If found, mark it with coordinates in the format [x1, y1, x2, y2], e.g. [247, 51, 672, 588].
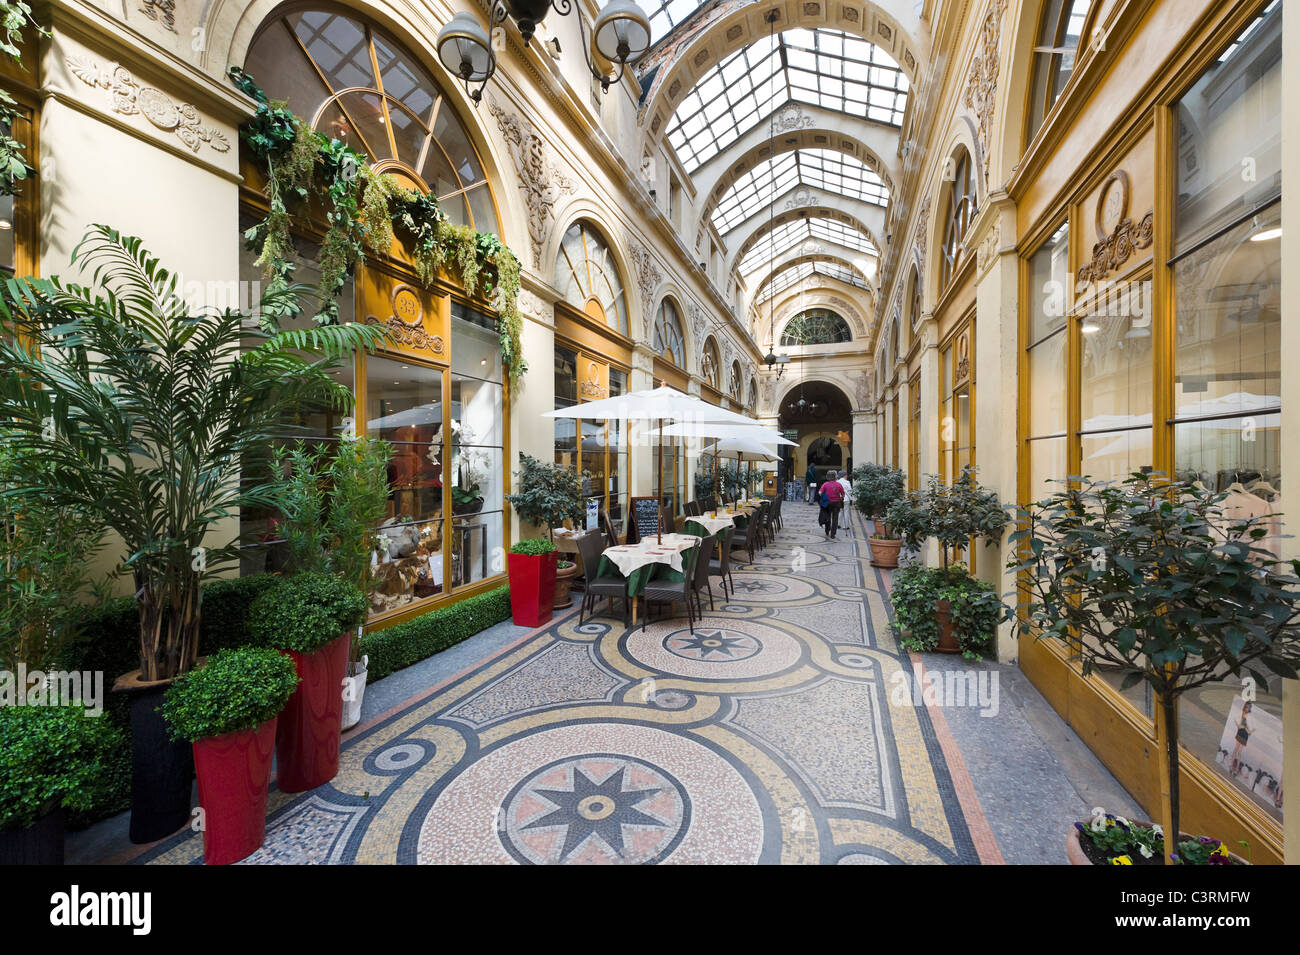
[646, 0, 703, 46]
[711, 150, 888, 233]
[755, 261, 868, 304]
[737, 217, 877, 274]
[665, 28, 908, 174]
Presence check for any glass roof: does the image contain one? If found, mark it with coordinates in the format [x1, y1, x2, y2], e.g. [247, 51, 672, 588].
[738, 216, 878, 274]
[666, 29, 908, 173]
[646, 0, 705, 46]
[755, 261, 869, 304]
[712, 149, 890, 233]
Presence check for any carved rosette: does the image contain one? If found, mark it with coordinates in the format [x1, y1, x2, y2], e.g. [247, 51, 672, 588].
[488, 101, 576, 269]
[66, 55, 229, 154]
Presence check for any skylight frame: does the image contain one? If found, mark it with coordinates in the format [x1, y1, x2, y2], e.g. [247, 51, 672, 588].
[737, 216, 878, 274]
[712, 149, 889, 234]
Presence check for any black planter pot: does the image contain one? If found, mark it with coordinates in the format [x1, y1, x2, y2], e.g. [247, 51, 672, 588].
[127, 682, 194, 844]
[0, 804, 65, 865]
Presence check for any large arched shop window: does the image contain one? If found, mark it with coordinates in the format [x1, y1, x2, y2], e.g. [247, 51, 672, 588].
[244, 6, 498, 232]
[653, 298, 685, 366]
[781, 308, 852, 346]
[554, 221, 630, 336]
[1025, 0, 1094, 144]
[939, 147, 975, 293]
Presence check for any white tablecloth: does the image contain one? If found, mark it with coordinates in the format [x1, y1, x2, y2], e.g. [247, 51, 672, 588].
[601, 533, 698, 577]
[688, 514, 737, 534]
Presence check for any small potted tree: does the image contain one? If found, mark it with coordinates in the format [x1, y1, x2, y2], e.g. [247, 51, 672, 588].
[886, 466, 1009, 653]
[505, 454, 585, 610]
[851, 463, 906, 568]
[0, 704, 128, 864]
[1012, 473, 1300, 864]
[161, 647, 299, 865]
[248, 572, 367, 793]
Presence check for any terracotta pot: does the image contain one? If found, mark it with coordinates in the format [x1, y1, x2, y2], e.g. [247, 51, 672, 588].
[868, 536, 901, 568]
[934, 599, 961, 654]
[1067, 821, 1251, 865]
[553, 559, 579, 609]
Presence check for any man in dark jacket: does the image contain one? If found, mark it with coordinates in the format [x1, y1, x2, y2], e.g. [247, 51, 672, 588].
[805, 463, 818, 504]
[819, 469, 846, 538]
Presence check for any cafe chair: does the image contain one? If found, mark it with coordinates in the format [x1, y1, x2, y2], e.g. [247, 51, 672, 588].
[729, 518, 755, 565]
[708, 526, 734, 601]
[642, 543, 701, 634]
[600, 509, 620, 549]
[690, 531, 716, 614]
[576, 530, 629, 626]
[685, 500, 701, 518]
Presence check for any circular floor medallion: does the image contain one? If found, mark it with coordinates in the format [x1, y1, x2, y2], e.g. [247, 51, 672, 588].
[625, 620, 804, 680]
[664, 629, 760, 662]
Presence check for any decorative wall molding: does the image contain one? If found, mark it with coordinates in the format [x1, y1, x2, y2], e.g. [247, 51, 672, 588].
[963, 0, 1006, 187]
[138, 1, 177, 33]
[1077, 170, 1154, 284]
[914, 196, 931, 273]
[516, 288, 552, 323]
[975, 220, 1002, 276]
[487, 100, 576, 270]
[629, 243, 664, 325]
[65, 55, 229, 154]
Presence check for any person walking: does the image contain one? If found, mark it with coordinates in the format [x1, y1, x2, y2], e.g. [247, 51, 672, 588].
[819, 469, 846, 539]
[805, 462, 818, 504]
[837, 469, 853, 537]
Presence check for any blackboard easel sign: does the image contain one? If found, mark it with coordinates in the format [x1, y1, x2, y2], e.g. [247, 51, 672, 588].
[628, 496, 662, 545]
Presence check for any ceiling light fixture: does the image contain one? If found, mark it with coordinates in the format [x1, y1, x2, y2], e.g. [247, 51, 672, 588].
[437, 0, 651, 105]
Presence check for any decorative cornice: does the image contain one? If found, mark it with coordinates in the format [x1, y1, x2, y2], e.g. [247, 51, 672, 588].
[487, 100, 577, 270]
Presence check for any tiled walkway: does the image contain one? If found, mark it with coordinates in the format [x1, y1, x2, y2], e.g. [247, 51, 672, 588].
[127, 501, 1064, 864]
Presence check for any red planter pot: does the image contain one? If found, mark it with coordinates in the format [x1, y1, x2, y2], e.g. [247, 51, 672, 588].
[193, 717, 278, 865]
[508, 551, 557, 627]
[276, 632, 351, 793]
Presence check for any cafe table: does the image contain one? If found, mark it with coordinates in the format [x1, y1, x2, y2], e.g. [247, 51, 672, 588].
[597, 533, 700, 627]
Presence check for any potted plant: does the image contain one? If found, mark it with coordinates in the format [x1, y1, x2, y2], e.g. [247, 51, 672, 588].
[886, 466, 1009, 653]
[1067, 810, 1248, 866]
[160, 647, 299, 865]
[889, 564, 1007, 658]
[1011, 473, 1300, 863]
[504, 454, 585, 610]
[851, 463, 906, 568]
[248, 572, 367, 793]
[0, 226, 384, 841]
[0, 704, 128, 864]
[507, 537, 559, 627]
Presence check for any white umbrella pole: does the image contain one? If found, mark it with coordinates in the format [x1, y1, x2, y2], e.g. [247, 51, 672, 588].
[657, 417, 664, 545]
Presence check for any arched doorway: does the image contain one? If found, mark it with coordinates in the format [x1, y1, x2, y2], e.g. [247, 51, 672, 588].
[777, 380, 854, 490]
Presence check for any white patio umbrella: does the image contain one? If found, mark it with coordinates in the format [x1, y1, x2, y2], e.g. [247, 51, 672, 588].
[649, 422, 793, 500]
[543, 385, 758, 542]
[703, 436, 778, 499]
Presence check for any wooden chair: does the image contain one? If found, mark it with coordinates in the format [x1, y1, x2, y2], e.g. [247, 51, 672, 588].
[600, 509, 620, 548]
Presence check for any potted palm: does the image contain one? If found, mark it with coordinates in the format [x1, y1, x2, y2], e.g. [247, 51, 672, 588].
[505, 454, 586, 610]
[1012, 473, 1300, 864]
[852, 463, 906, 568]
[0, 226, 385, 841]
[0, 704, 128, 864]
[268, 437, 393, 730]
[160, 647, 299, 864]
[886, 466, 1009, 653]
[248, 572, 367, 792]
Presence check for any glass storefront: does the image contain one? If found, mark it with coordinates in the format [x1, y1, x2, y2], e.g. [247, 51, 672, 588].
[553, 345, 628, 535]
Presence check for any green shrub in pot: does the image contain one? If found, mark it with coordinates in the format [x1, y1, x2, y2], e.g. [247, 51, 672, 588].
[505, 454, 585, 541]
[160, 647, 300, 743]
[248, 572, 367, 653]
[885, 466, 1008, 568]
[851, 463, 906, 533]
[0, 704, 129, 832]
[889, 564, 1007, 658]
[510, 538, 557, 557]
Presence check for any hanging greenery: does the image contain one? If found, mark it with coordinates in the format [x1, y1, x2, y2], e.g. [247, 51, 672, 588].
[0, 1, 46, 198]
[228, 66, 527, 389]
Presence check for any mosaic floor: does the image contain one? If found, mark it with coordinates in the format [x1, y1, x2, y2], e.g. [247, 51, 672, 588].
[139, 502, 995, 865]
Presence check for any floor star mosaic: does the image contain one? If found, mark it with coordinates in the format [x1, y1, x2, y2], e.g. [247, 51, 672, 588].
[138, 504, 985, 865]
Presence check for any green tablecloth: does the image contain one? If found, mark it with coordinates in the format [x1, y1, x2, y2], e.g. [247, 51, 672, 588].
[596, 555, 684, 597]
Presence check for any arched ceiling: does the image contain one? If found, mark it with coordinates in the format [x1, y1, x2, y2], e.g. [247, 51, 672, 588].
[639, 1, 923, 343]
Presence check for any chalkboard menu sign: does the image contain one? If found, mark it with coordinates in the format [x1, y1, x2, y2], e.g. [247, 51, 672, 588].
[629, 496, 663, 544]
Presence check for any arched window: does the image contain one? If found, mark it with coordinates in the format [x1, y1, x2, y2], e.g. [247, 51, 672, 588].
[906, 266, 922, 327]
[747, 378, 758, 412]
[554, 222, 629, 335]
[1026, 1, 1094, 144]
[781, 308, 852, 346]
[889, 316, 900, 366]
[701, 338, 720, 389]
[245, 7, 497, 232]
[653, 299, 685, 367]
[728, 360, 743, 400]
[939, 148, 975, 293]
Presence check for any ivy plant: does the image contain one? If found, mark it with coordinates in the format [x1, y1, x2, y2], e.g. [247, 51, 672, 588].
[889, 564, 1007, 658]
